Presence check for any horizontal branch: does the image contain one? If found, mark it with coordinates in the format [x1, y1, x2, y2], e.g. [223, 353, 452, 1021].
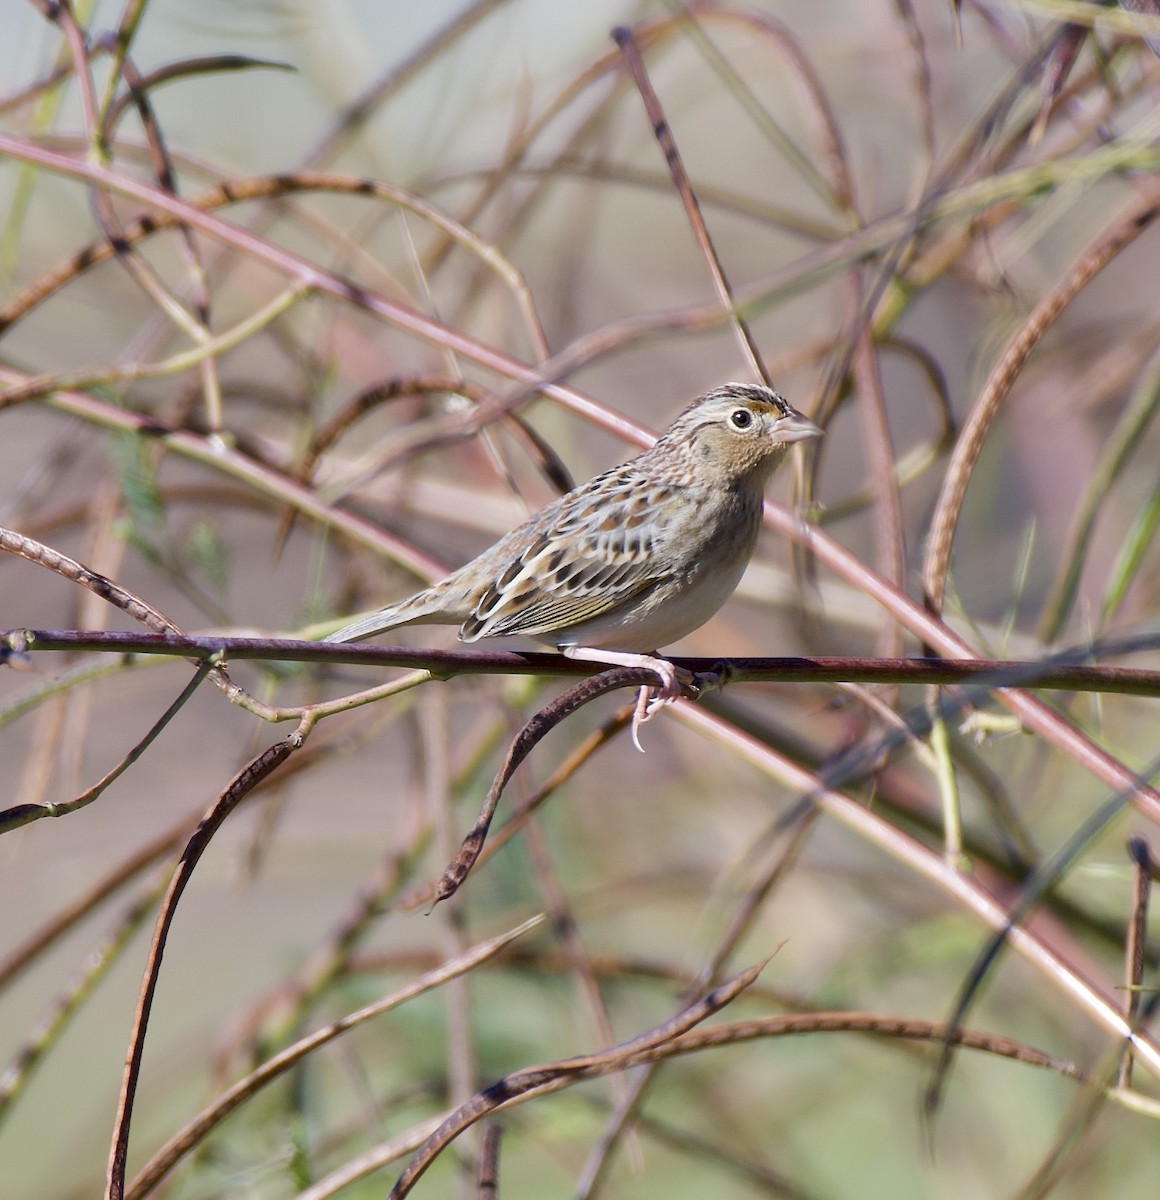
[5, 630, 1160, 696]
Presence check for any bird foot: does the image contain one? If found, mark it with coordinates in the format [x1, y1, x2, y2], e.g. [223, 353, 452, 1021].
[560, 646, 696, 753]
[629, 662, 696, 752]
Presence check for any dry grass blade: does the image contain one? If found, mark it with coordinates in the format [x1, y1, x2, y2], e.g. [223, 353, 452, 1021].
[923, 184, 1160, 615]
[123, 916, 542, 1200]
[613, 24, 768, 385]
[388, 959, 766, 1198]
[1117, 836, 1153, 1089]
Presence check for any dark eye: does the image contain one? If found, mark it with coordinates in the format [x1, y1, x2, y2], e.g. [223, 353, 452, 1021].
[728, 408, 753, 430]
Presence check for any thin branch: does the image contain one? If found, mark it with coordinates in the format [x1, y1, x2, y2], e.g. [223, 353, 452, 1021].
[123, 917, 543, 1200]
[105, 738, 298, 1200]
[8, 628, 1160, 694]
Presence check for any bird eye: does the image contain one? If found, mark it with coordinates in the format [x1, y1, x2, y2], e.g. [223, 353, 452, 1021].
[728, 408, 753, 430]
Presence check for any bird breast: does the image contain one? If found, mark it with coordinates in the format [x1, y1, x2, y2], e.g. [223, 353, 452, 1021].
[549, 483, 764, 652]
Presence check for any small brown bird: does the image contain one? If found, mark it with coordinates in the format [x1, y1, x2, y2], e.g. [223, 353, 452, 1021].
[327, 383, 821, 747]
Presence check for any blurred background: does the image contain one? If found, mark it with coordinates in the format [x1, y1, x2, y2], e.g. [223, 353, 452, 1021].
[3, 1, 1160, 1197]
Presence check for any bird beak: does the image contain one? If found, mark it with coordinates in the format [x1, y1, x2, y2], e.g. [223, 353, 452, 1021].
[773, 411, 824, 444]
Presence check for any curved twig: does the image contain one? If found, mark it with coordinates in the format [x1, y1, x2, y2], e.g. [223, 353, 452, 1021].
[433, 665, 698, 904]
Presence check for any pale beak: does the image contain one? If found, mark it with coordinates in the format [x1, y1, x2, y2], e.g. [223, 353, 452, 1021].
[773, 410, 824, 444]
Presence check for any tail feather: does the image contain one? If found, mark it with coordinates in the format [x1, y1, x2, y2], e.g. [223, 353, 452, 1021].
[325, 587, 457, 644]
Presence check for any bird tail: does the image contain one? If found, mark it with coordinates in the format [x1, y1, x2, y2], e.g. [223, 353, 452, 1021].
[324, 587, 449, 644]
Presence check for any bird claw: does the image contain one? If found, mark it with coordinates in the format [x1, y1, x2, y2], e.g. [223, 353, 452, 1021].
[629, 663, 696, 752]
[630, 687, 653, 752]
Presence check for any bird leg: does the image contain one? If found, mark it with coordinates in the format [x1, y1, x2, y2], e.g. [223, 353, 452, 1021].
[561, 646, 692, 752]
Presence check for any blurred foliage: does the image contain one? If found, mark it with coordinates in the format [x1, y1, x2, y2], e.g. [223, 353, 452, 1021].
[3, 2, 1160, 1198]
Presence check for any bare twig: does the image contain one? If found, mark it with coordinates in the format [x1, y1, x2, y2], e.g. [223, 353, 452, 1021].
[105, 739, 298, 1200]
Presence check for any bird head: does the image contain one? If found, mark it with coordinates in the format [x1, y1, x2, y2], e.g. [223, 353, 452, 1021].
[660, 383, 822, 484]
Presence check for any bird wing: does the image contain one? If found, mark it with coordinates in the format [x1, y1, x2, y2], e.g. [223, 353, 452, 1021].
[460, 468, 683, 642]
